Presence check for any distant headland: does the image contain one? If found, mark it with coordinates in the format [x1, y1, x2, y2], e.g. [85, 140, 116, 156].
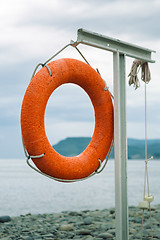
[53, 137, 160, 160]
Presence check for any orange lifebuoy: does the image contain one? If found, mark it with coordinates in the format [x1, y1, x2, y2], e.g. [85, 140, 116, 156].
[21, 58, 114, 180]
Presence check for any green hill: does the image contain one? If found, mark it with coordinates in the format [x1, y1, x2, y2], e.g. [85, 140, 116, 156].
[53, 137, 91, 157]
[53, 137, 160, 159]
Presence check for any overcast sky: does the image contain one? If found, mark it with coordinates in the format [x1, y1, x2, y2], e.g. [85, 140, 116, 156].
[0, 0, 160, 158]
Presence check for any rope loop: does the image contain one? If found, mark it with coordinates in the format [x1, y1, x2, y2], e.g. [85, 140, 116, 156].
[31, 63, 52, 80]
[22, 137, 114, 182]
[43, 64, 52, 76]
[128, 59, 151, 89]
[104, 80, 109, 91]
[95, 159, 102, 173]
[26, 156, 108, 183]
[30, 43, 114, 99]
[96, 68, 113, 97]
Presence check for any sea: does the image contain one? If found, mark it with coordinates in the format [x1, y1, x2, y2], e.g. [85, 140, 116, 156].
[0, 158, 160, 216]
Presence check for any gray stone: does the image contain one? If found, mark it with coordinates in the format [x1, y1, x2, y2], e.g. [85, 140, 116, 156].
[59, 224, 73, 231]
[23, 237, 34, 240]
[88, 225, 96, 231]
[78, 229, 92, 235]
[42, 233, 54, 238]
[109, 209, 115, 214]
[69, 211, 82, 216]
[99, 232, 113, 239]
[84, 217, 93, 225]
[99, 222, 113, 231]
[132, 217, 142, 223]
[22, 229, 30, 233]
[74, 221, 84, 226]
[143, 222, 152, 229]
[0, 216, 11, 223]
[107, 229, 115, 236]
[129, 228, 137, 234]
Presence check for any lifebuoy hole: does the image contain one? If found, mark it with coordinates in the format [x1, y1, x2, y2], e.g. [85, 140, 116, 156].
[45, 83, 95, 156]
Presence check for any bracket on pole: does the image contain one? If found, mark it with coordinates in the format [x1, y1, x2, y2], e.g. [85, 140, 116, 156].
[73, 28, 155, 240]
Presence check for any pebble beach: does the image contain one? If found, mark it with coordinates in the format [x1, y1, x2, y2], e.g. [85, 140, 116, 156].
[0, 205, 160, 240]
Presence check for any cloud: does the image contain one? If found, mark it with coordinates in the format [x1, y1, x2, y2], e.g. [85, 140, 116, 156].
[1, 0, 159, 67]
[20, 0, 160, 41]
[0, 124, 24, 158]
[0, 96, 21, 125]
[127, 121, 160, 140]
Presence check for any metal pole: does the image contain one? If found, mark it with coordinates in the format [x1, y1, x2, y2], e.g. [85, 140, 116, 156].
[113, 52, 128, 240]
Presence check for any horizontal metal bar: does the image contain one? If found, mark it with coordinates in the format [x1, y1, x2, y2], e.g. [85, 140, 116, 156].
[76, 29, 155, 63]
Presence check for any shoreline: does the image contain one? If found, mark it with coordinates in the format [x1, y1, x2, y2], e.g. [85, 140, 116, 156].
[0, 205, 160, 239]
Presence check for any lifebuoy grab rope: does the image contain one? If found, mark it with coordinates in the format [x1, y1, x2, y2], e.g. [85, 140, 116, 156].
[21, 58, 114, 180]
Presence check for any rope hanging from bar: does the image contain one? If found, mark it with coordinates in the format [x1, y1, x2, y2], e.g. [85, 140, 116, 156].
[133, 81, 154, 240]
[128, 59, 151, 89]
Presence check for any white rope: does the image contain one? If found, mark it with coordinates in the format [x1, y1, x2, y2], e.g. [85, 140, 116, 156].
[31, 43, 112, 96]
[22, 125, 114, 182]
[30, 44, 91, 81]
[104, 80, 109, 91]
[25, 140, 114, 183]
[74, 46, 91, 65]
[95, 68, 114, 97]
[141, 82, 154, 240]
[22, 138, 45, 159]
[141, 156, 154, 240]
[145, 83, 147, 165]
[128, 59, 151, 89]
[26, 157, 102, 183]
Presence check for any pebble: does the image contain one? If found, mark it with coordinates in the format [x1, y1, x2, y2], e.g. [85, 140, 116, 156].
[0, 216, 11, 223]
[59, 224, 73, 231]
[84, 217, 93, 225]
[0, 205, 160, 239]
[78, 229, 92, 235]
[98, 232, 113, 239]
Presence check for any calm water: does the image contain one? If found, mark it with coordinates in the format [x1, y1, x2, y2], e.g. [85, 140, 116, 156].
[0, 159, 159, 216]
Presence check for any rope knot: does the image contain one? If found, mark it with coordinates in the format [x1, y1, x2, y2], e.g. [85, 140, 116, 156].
[128, 59, 151, 90]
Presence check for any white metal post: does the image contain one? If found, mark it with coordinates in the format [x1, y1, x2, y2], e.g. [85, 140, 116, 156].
[113, 52, 128, 240]
[72, 28, 155, 240]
